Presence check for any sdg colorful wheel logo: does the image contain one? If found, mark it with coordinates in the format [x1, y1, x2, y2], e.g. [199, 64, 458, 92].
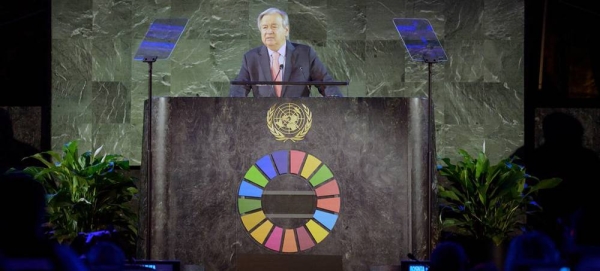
[237, 150, 341, 253]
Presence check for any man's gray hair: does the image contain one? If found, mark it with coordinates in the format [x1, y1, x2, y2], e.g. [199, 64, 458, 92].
[257, 8, 289, 29]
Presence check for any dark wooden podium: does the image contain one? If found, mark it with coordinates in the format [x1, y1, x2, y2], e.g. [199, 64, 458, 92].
[140, 97, 433, 271]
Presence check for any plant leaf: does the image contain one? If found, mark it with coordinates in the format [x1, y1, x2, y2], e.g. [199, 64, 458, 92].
[19, 139, 139, 257]
[528, 178, 562, 193]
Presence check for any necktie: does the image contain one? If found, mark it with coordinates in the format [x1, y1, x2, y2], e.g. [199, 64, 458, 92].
[271, 51, 282, 97]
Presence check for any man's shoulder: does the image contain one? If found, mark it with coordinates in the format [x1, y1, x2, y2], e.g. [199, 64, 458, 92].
[288, 42, 314, 54]
[245, 45, 265, 56]
[289, 42, 313, 52]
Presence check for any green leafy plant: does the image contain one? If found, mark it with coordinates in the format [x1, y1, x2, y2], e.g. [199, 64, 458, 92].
[20, 140, 138, 255]
[437, 149, 561, 246]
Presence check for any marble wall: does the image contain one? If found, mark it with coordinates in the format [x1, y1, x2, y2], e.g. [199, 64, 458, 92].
[51, 0, 524, 164]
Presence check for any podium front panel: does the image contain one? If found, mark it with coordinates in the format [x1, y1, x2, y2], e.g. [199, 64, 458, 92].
[140, 97, 431, 271]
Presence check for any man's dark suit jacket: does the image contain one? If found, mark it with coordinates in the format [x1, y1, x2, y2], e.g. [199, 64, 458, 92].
[229, 41, 343, 97]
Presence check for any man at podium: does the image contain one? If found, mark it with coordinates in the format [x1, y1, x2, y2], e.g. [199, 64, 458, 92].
[229, 8, 343, 98]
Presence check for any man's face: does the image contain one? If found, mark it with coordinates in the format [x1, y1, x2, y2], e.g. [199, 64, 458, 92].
[260, 13, 289, 51]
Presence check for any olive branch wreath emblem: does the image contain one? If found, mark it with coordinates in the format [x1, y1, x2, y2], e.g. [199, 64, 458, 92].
[267, 103, 312, 142]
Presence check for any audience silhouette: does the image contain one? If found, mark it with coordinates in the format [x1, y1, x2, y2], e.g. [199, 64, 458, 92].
[511, 111, 600, 251]
[573, 256, 600, 271]
[429, 241, 468, 271]
[0, 170, 89, 270]
[503, 231, 562, 271]
[85, 241, 126, 271]
[563, 205, 600, 269]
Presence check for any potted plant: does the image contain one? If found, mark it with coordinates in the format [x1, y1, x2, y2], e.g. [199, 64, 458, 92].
[19, 140, 139, 258]
[436, 148, 561, 266]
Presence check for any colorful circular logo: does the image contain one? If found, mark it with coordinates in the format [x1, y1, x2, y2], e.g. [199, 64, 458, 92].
[237, 150, 341, 253]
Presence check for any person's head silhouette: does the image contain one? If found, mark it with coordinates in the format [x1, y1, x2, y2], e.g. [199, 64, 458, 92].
[504, 231, 561, 271]
[542, 112, 584, 146]
[429, 241, 468, 271]
[568, 205, 600, 253]
[85, 241, 126, 271]
[0, 170, 90, 270]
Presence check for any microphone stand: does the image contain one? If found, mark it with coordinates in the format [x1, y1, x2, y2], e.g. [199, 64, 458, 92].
[299, 67, 312, 96]
[392, 18, 446, 258]
[143, 55, 157, 259]
[423, 51, 437, 259]
[273, 64, 283, 97]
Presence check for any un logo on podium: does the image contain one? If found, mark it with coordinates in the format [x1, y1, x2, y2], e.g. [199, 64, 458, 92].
[267, 103, 312, 142]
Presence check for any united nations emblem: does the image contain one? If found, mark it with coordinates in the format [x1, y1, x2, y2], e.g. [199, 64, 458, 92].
[267, 103, 312, 142]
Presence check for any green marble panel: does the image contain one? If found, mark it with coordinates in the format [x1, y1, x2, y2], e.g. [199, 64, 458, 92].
[52, 0, 93, 39]
[405, 0, 446, 38]
[92, 0, 133, 39]
[288, 11, 327, 46]
[483, 40, 524, 83]
[91, 81, 131, 124]
[172, 0, 211, 40]
[92, 37, 132, 82]
[52, 39, 93, 82]
[92, 123, 143, 165]
[366, 81, 425, 98]
[129, 80, 149, 125]
[366, 0, 407, 40]
[51, 79, 94, 154]
[130, 39, 172, 96]
[483, 0, 524, 41]
[435, 123, 518, 164]
[404, 59, 448, 83]
[438, 82, 523, 127]
[443, 0, 484, 40]
[209, 0, 250, 39]
[169, 39, 214, 96]
[317, 40, 366, 86]
[436, 124, 486, 162]
[443, 39, 485, 82]
[52, 79, 93, 151]
[344, 80, 366, 97]
[483, 122, 525, 162]
[211, 39, 251, 81]
[132, 0, 171, 40]
[365, 40, 405, 84]
[325, 0, 366, 41]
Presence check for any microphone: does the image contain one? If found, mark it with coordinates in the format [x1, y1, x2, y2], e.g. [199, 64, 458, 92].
[272, 64, 283, 96]
[299, 66, 312, 96]
[274, 64, 283, 81]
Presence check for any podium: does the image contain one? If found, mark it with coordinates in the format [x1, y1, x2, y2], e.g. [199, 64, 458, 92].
[140, 97, 433, 270]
